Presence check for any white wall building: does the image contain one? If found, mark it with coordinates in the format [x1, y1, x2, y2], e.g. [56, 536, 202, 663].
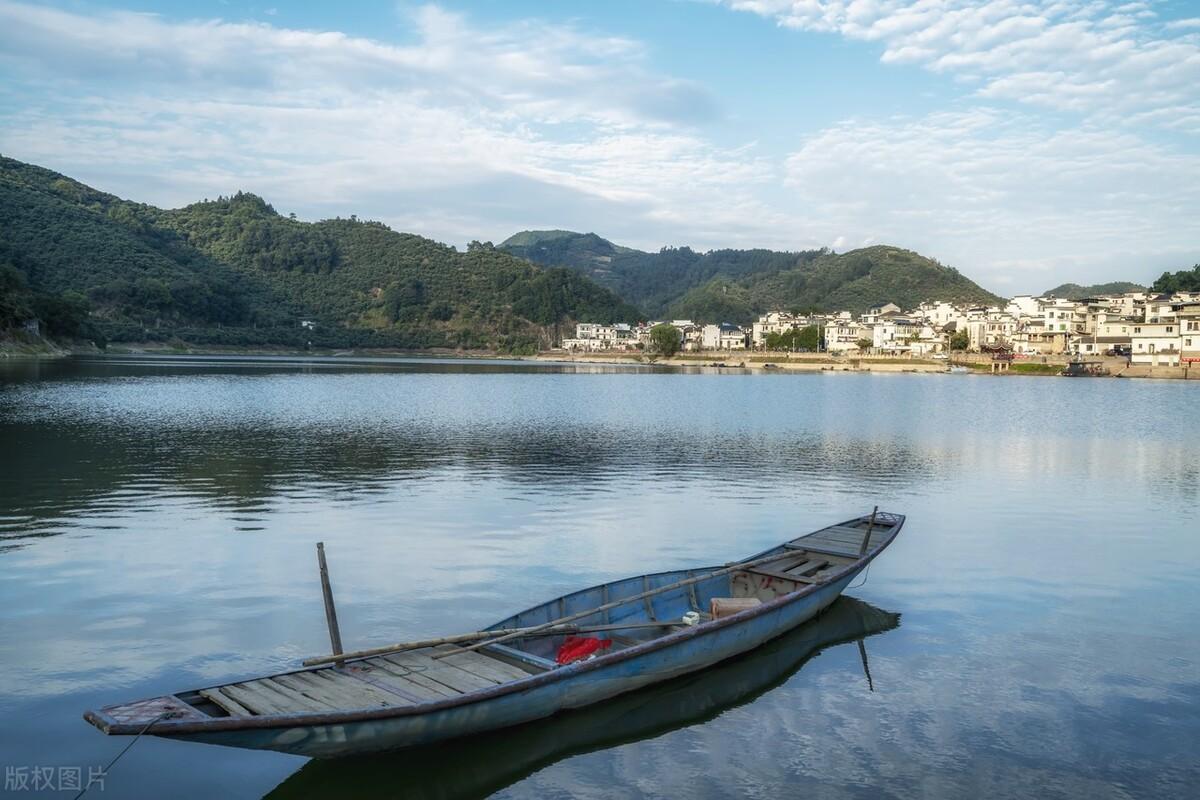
[1130, 320, 1183, 366]
[701, 323, 748, 350]
[824, 313, 866, 352]
[751, 312, 805, 348]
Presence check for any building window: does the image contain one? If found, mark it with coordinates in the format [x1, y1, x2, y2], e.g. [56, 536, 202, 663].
[1167, 326, 1173, 333]
[1134, 327, 1141, 333]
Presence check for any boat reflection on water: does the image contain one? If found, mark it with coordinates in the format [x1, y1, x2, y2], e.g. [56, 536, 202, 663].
[265, 596, 900, 800]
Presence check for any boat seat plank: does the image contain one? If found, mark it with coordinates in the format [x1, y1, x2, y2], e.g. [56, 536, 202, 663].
[808, 527, 888, 544]
[740, 566, 823, 585]
[482, 644, 553, 674]
[199, 688, 251, 717]
[803, 531, 873, 545]
[787, 559, 829, 575]
[825, 525, 876, 536]
[384, 651, 498, 693]
[364, 658, 463, 698]
[802, 535, 868, 550]
[794, 543, 861, 558]
[431, 646, 532, 683]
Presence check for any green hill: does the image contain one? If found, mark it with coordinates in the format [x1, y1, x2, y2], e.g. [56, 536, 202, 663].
[502, 230, 1000, 322]
[670, 246, 1002, 323]
[1042, 281, 1145, 299]
[1150, 265, 1200, 293]
[0, 158, 639, 352]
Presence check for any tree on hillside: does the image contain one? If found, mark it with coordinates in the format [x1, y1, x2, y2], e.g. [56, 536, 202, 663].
[0, 264, 34, 326]
[649, 323, 682, 356]
[765, 326, 821, 351]
[1151, 264, 1200, 293]
[32, 290, 91, 336]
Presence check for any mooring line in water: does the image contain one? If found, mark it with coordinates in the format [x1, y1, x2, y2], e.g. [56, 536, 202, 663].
[73, 712, 170, 800]
[847, 562, 871, 589]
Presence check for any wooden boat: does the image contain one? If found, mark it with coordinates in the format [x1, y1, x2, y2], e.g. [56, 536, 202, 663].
[84, 510, 904, 758]
[267, 596, 901, 799]
[1061, 359, 1111, 377]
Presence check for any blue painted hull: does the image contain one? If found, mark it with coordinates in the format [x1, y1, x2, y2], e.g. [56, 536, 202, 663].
[268, 596, 901, 799]
[172, 571, 857, 757]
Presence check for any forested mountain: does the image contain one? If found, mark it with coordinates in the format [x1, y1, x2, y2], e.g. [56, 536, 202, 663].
[669, 246, 1002, 322]
[1042, 281, 1145, 299]
[501, 231, 1001, 322]
[0, 158, 639, 351]
[1150, 264, 1200, 293]
[499, 230, 827, 316]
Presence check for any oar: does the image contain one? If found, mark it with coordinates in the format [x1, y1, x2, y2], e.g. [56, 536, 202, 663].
[433, 548, 812, 660]
[302, 620, 677, 667]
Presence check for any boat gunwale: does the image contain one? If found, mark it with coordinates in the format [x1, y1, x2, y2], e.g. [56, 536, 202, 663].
[84, 513, 903, 736]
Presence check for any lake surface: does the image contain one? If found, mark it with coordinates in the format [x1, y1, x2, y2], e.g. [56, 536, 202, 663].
[0, 355, 1197, 799]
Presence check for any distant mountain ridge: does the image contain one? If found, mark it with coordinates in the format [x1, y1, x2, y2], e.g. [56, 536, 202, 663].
[501, 230, 1002, 321]
[0, 157, 639, 351]
[1042, 281, 1145, 299]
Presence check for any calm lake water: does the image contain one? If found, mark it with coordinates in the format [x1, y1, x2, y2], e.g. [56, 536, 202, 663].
[1, 355, 1197, 799]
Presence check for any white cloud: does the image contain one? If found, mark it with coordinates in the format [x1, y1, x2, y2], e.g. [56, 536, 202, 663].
[783, 108, 1200, 287]
[717, 1, 1200, 128]
[0, 2, 714, 128]
[0, 1, 768, 248]
[0, 0, 1196, 293]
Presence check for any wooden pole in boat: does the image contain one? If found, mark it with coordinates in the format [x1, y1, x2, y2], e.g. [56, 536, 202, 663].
[858, 506, 878, 557]
[433, 548, 819, 660]
[857, 638, 874, 691]
[316, 542, 344, 666]
[301, 620, 678, 667]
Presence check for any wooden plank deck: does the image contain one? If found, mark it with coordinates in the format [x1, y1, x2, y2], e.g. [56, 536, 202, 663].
[219, 682, 296, 716]
[199, 688, 251, 717]
[364, 658, 463, 699]
[383, 651, 498, 694]
[431, 645, 532, 684]
[790, 543, 861, 558]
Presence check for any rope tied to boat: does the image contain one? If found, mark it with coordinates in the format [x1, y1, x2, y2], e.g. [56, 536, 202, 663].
[847, 563, 871, 590]
[72, 711, 171, 800]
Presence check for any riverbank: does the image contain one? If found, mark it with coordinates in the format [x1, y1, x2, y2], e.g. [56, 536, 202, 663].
[0, 332, 75, 358]
[533, 351, 1200, 379]
[11, 341, 1198, 379]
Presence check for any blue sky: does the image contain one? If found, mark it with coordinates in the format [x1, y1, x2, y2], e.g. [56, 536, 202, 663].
[1, 1, 1198, 294]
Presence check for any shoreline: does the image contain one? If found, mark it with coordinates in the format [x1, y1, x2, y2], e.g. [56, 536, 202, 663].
[4, 340, 1196, 380]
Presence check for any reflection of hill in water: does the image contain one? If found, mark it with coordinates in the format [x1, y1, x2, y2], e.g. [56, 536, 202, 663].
[265, 596, 900, 800]
[0, 359, 935, 547]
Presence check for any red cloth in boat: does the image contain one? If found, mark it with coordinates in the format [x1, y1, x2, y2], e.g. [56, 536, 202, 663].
[555, 636, 612, 665]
